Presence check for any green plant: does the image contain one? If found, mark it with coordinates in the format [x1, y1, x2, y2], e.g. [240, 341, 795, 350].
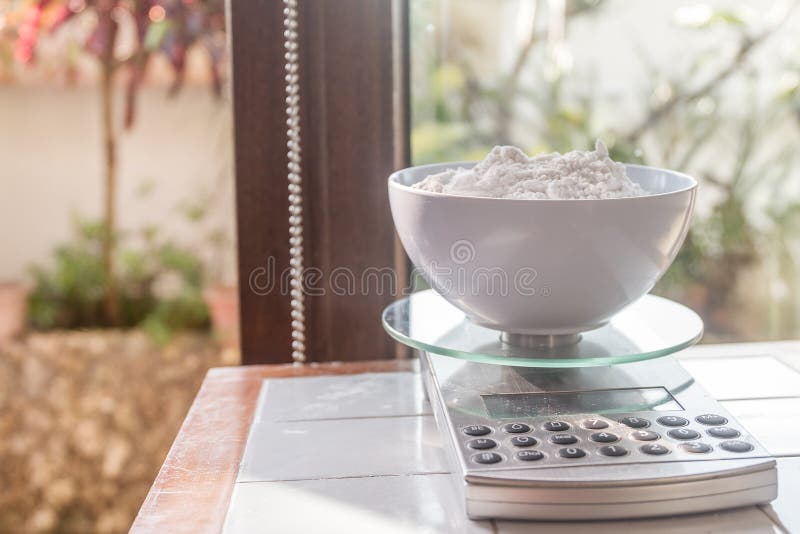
[28, 220, 108, 329]
[28, 218, 209, 343]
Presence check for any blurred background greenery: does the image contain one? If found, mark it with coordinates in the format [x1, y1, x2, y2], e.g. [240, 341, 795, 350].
[410, 0, 800, 342]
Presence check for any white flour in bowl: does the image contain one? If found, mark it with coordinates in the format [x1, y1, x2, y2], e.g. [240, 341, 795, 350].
[412, 140, 644, 200]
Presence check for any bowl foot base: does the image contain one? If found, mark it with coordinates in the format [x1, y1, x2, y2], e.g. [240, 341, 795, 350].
[500, 332, 582, 349]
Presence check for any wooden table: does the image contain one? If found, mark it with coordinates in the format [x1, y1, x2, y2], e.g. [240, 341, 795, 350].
[130, 361, 411, 534]
[133, 342, 800, 533]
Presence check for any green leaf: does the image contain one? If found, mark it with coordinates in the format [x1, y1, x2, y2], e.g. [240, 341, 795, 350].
[144, 21, 172, 52]
[141, 315, 172, 345]
[178, 200, 208, 222]
[709, 10, 745, 26]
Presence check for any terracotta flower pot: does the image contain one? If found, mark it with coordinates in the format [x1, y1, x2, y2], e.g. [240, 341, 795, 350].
[203, 284, 240, 348]
[0, 281, 29, 345]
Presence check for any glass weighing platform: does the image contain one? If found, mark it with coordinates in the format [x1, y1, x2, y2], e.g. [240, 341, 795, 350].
[382, 290, 777, 520]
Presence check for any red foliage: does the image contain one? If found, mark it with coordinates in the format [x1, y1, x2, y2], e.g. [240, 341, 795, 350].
[9, 0, 227, 128]
[14, 1, 47, 64]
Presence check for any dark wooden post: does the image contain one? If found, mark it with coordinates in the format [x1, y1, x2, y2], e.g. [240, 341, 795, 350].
[230, 0, 409, 364]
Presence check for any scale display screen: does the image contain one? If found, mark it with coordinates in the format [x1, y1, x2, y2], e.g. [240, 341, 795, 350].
[482, 387, 683, 418]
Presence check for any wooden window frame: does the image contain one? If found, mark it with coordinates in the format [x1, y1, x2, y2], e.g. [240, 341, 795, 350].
[230, 0, 410, 364]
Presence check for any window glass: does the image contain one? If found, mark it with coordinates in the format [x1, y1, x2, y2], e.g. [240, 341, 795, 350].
[410, 0, 800, 342]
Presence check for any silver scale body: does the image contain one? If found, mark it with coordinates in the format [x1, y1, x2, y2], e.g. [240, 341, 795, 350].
[420, 348, 777, 520]
[280, 0, 776, 520]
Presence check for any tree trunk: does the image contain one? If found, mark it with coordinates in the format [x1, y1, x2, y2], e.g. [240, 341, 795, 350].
[100, 23, 120, 325]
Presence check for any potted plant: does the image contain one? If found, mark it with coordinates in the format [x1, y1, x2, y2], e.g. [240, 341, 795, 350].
[203, 283, 238, 349]
[0, 281, 28, 344]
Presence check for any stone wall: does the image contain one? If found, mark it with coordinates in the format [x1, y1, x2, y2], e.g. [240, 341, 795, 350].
[0, 331, 237, 533]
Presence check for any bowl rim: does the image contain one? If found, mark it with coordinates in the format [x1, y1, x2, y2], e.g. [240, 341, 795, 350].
[388, 161, 697, 202]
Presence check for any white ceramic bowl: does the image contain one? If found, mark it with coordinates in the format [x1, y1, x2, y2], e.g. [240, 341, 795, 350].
[388, 163, 697, 335]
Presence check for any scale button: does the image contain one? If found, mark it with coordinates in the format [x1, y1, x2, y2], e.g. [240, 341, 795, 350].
[590, 432, 620, 443]
[583, 418, 609, 430]
[631, 430, 660, 441]
[467, 438, 497, 450]
[463, 425, 492, 436]
[707, 427, 741, 439]
[511, 435, 538, 447]
[503, 423, 531, 434]
[657, 416, 689, 427]
[696, 414, 728, 426]
[668, 428, 701, 440]
[680, 442, 712, 454]
[599, 445, 628, 457]
[543, 421, 570, 432]
[516, 450, 545, 462]
[550, 433, 578, 445]
[720, 440, 754, 453]
[620, 417, 650, 428]
[472, 452, 503, 464]
[558, 447, 586, 459]
[640, 443, 670, 455]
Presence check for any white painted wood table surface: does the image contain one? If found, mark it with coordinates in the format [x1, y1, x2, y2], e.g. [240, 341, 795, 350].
[223, 342, 800, 533]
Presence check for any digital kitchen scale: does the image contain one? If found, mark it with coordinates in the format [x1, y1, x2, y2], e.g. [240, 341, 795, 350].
[382, 290, 778, 520]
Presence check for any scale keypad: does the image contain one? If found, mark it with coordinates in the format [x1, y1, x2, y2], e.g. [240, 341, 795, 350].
[467, 438, 497, 450]
[696, 414, 727, 426]
[668, 428, 700, 440]
[472, 452, 502, 464]
[558, 447, 586, 459]
[583, 419, 609, 430]
[656, 416, 689, 427]
[620, 416, 649, 428]
[510, 435, 537, 447]
[641, 443, 670, 455]
[461, 412, 762, 467]
[503, 423, 531, 433]
[720, 440, 754, 453]
[463, 425, 492, 436]
[550, 433, 578, 445]
[517, 450, 544, 461]
[542, 421, 570, 432]
[707, 426, 740, 439]
[681, 442, 712, 453]
[631, 430, 660, 441]
[590, 432, 620, 443]
[599, 445, 627, 456]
